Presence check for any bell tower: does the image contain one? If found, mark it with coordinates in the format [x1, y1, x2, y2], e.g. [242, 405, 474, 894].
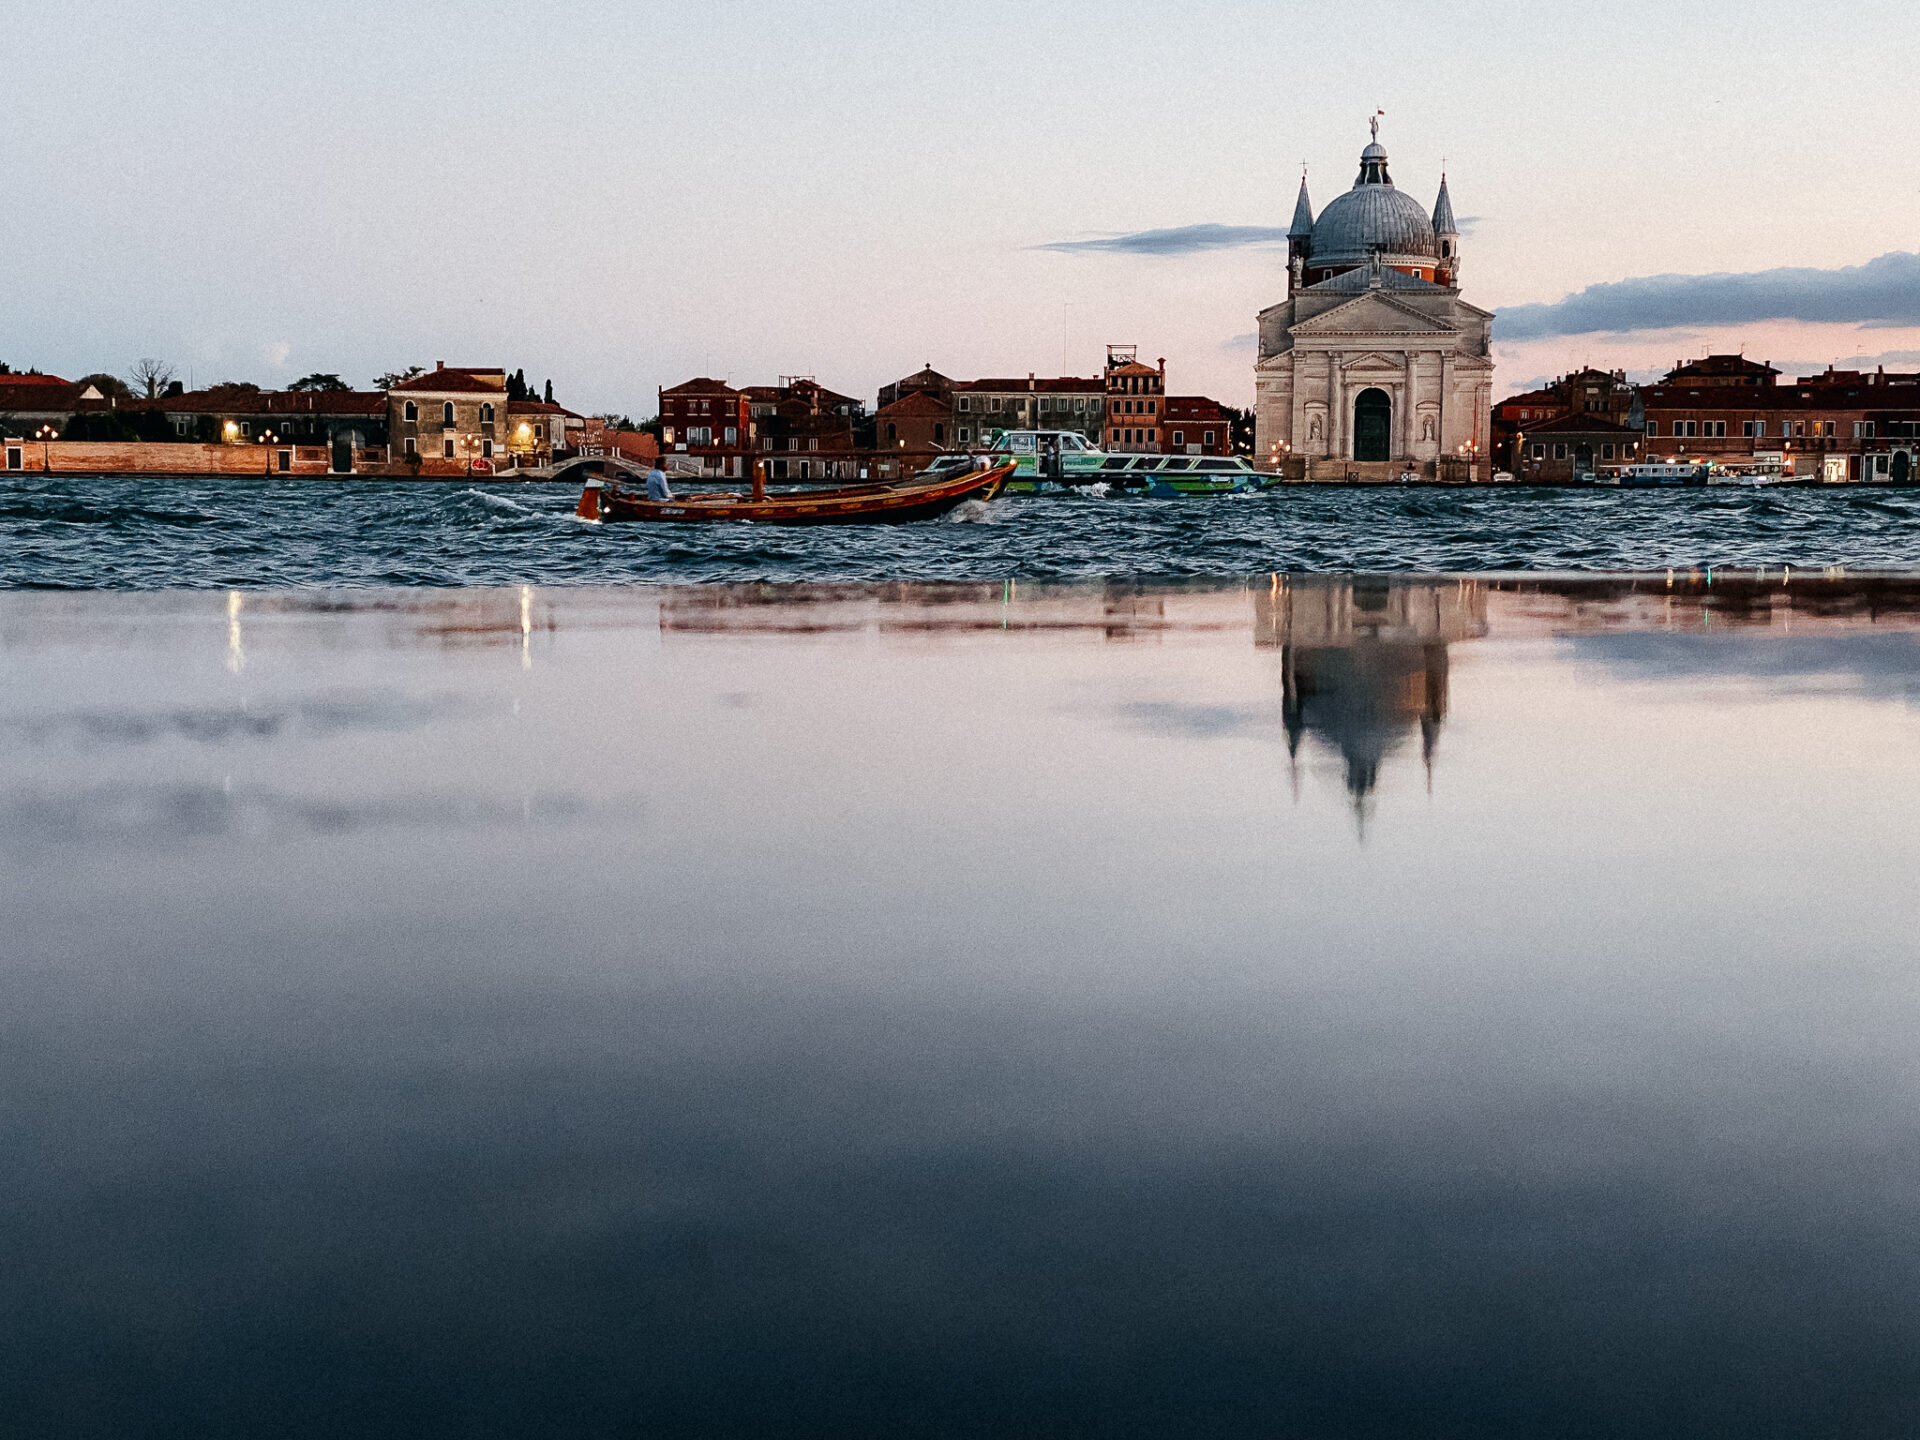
[1286, 172, 1314, 297]
[1432, 173, 1460, 289]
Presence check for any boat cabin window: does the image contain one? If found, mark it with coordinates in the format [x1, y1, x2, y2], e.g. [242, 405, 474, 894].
[1160, 458, 1192, 471]
[1196, 459, 1240, 471]
[1007, 434, 1035, 453]
[1098, 458, 1132, 472]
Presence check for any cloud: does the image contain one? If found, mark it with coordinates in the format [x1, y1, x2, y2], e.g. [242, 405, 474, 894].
[1221, 333, 1258, 354]
[1497, 251, 1920, 340]
[1034, 224, 1290, 257]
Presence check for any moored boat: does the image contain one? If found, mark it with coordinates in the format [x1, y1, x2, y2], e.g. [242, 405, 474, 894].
[988, 429, 1264, 495]
[576, 457, 1010, 524]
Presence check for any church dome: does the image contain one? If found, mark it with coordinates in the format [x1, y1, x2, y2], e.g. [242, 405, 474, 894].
[1307, 130, 1438, 263]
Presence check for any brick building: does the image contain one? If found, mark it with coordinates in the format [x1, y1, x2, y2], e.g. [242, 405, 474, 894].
[658, 377, 752, 478]
[1638, 356, 1920, 480]
[389, 365, 513, 474]
[0, 374, 110, 436]
[951, 374, 1104, 448]
[1104, 346, 1166, 453]
[1510, 413, 1642, 481]
[874, 390, 952, 454]
[1162, 396, 1233, 455]
[1492, 368, 1635, 472]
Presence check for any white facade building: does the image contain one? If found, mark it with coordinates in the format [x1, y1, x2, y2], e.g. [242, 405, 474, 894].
[1254, 123, 1494, 479]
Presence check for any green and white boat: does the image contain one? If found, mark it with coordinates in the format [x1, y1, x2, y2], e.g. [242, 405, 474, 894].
[988, 430, 1265, 496]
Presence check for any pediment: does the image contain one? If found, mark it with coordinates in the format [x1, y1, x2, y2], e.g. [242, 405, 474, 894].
[1340, 351, 1408, 372]
[1290, 292, 1457, 336]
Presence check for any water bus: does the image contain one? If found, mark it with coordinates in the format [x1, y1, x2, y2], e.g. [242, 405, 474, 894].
[987, 430, 1265, 496]
[1605, 462, 1712, 488]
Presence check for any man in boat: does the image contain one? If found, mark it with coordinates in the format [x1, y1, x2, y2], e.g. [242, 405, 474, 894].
[645, 460, 673, 502]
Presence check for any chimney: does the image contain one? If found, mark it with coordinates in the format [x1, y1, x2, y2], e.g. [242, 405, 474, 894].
[1028, 372, 1035, 391]
[436, 361, 445, 371]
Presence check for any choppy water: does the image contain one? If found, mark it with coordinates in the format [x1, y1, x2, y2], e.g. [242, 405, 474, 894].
[9, 474, 1920, 587]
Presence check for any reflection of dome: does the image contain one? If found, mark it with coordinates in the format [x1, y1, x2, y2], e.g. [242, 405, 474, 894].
[1282, 640, 1447, 804]
[1308, 134, 1438, 265]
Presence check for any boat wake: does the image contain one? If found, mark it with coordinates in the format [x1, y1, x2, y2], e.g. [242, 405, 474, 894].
[943, 499, 996, 524]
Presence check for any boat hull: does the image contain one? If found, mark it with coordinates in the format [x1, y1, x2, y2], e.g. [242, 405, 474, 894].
[578, 464, 1010, 525]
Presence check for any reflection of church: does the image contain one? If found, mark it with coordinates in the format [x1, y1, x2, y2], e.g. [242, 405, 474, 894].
[1254, 120, 1494, 481]
[1254, 577, 1486, 811]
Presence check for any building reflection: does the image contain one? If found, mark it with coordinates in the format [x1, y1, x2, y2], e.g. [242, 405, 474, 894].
[1254, 577, 1486, 814]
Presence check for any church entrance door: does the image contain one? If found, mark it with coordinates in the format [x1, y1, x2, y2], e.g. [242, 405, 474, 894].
[1353, 388, 1391, 463]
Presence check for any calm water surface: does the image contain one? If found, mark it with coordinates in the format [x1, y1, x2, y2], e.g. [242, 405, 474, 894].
[11, 474, 1920, 585]
[6, 575, 1920, 1437]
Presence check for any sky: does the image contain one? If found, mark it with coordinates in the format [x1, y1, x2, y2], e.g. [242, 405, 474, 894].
[4, 0, 1919, 414]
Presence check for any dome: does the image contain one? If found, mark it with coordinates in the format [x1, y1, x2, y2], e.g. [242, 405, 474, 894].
[1308, 182, 1438, 262]
[1306, 129, 1439, 263]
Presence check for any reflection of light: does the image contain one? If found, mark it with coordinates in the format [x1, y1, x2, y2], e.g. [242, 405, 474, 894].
[520, 585, 533, 669]
[225, 590, 246, 673]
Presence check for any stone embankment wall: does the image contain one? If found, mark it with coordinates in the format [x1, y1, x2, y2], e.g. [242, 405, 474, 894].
[0, 442, 514, 479]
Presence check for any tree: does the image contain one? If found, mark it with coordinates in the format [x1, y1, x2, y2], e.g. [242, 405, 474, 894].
[373, 366, 424, 391]
[128, 358, 176, 400]
[203, 381, 261, 407]
[543, 378, 554, 404]
[61, 408, 175, 443]
[289, 372, 350, 392]
[1223, 405, 1256, 456]
[506, 369, 529, 403]
[76, 372, 133, 403]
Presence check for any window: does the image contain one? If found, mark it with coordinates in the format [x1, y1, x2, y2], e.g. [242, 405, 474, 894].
[1867, 422, 1877, 438]
[481, 439, 493, 458]
[1646, 422, 1659, 436]
[886, 423, 897, 442]
[5, 447, 20, 471]
[535, 424, 544, 440]
[958, 427, 971, 443]
[1783, 421, 1794, 437]
[1602, 443, 1615, 459]
[1743, 421, 1760, 438]
[403, 400, 418, 422]
[1172, 431, 1185, 446]
[1039, 398, 1050, 413]
[1822, 421, 1835, 437]
[1146, 401, 1156, 415]
[240, 421, 251, 437]
[404, 436, 417, 456]
[957, 397, 970, 412]
[934, 424, 945, 443]
[1075, 398, 1086, 412]
[1553, 443, 1568, 460]
[809, 438, 819, 452]
[443, 439, 455, 458]
[480, 403, 494, 424]
[1204, 430, 1216, 446]
[442, 402, 455, 426]
[991, 397, 1002, 412]
[1707, 421, 1726, 438]
[1531, 444, 1545, 460]
[724, 427, 737, 444]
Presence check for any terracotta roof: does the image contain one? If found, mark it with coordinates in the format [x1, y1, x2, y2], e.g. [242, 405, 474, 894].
[1163, 395, 1229, 421]
[1518, 413, 1639, 436]
[390, 367, 507, 394]
[875, 391, 951, 417]
[1496, 389, 1563, 409]
[1105, 360, 1162, 377]
[507, 400, 570, 415]
[0, 381, 90, 412]
[0, 372, 69, 387]
[1667, 354, 1778, 379]
[954, 376, 1101, 393]
[663, 377, 741, 397]
[157, 389, 386, 416]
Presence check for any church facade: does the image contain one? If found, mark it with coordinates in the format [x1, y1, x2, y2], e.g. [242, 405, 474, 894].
[1254, 123, 1494, 480]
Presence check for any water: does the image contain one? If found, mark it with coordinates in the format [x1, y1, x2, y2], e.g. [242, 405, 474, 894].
[10, 474, 1920, 587]
[6, 575, 1920, 1437]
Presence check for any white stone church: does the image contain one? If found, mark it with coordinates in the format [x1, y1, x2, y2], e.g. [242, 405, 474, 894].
[1254, 122, 1494, 479]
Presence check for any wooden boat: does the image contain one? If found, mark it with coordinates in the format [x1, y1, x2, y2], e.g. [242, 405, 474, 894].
[576, 459, 1011, 524]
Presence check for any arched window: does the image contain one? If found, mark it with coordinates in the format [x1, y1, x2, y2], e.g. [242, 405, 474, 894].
[480, 403, 494, 424]
[403, 400, 417, 422]
[442, 402, 455, 426]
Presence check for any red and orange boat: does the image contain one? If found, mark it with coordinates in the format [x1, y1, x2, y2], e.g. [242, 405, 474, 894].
[577, 458, 1010, 525]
